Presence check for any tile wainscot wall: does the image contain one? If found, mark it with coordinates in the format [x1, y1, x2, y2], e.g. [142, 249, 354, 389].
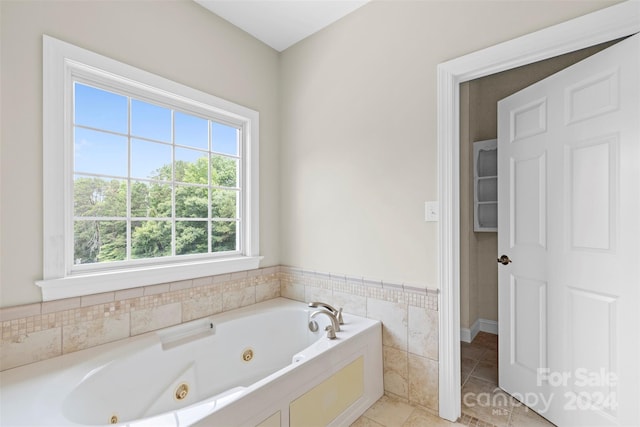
[0, 266, 439, 413]
[0, 267, 280, 371]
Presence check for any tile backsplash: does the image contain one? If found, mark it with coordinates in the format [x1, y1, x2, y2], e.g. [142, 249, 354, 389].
[279, 267, 439, 411]
[0, 265, 439, 412]
[0, 267, 279, 371]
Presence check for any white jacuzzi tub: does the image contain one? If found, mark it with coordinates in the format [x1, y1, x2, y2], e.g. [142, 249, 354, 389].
[0, 298, 383, 426]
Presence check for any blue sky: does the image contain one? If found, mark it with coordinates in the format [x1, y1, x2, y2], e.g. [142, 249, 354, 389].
[74, 83, 239, 180]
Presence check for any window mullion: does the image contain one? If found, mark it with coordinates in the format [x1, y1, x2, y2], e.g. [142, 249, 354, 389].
[171, 110, 176, 257]
[208, 120, 213, 254]
[68, 79, 76, 272]
[126, 96, 132, 261]
[237, 127, 243, 253]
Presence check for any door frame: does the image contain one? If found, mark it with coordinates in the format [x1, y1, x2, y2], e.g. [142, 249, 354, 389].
[436, 1, 640, 421]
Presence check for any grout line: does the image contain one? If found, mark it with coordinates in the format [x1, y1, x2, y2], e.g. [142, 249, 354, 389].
[459, 413, 500, 427]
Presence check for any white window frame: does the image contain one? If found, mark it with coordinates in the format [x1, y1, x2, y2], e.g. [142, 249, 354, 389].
[39, 35, 261, 300]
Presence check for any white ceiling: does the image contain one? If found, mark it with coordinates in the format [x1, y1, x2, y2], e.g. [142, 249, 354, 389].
[194, 0, 370, 52]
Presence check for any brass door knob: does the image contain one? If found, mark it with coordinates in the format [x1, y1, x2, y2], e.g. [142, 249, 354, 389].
[497, 255, 512, 265]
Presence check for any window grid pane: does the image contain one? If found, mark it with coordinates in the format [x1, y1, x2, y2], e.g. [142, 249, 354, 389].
[73, 82, 242, 264]
[74, 220, 127, 264]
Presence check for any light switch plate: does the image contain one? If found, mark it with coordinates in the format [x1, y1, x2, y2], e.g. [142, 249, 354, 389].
[425, 201, 439, 222]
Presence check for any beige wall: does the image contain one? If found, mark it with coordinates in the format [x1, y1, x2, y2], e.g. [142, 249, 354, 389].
[0, 0, 280, 307]
[459, 41, 618, 329]
[279, 0, 620, 289]
[0, 0, 620, 308]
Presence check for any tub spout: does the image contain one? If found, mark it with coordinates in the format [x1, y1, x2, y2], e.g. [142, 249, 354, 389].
[310, 309, 341, 337]
[308, 302, 344, 325]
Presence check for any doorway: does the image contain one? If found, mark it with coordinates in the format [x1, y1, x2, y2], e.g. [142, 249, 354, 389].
[436, 1, 639, 422]
[458, 41, 619, 426]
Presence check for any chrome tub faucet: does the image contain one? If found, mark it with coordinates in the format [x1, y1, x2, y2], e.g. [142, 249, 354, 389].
[308, 301, 344, 325]
[310, 309, 340, 339]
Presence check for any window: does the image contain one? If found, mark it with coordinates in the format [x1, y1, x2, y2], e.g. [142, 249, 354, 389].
[73, 83, 242, 264]
[39, 36, 260, 300]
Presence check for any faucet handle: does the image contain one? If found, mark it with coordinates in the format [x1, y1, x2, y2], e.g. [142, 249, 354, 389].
[325, 325, 337, 340]
[337, 307, 344, 325]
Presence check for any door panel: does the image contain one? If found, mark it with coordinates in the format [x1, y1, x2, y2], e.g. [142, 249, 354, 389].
[498, 33, 638, 426]
[565, 135, 617, 252]
[564, 68, 619, 124]
[510, 275, 547, 373]
[567, 287, 618, 420]
[512, 153, 547, 249]
[510, 97, 548, 142]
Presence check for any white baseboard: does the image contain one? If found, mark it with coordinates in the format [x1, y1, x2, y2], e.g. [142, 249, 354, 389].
[460, 319, 480, 343]
[460, 318, 498, 343]
[479, 318, 498, 335]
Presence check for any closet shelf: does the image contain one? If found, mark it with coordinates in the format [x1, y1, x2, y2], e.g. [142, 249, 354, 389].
[473, 139, 498, 232]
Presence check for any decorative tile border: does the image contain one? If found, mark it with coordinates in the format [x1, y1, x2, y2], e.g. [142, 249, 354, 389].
[279, 266, 438, 310]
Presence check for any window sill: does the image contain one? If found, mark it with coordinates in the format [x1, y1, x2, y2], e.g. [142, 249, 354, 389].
[36, 256, 262, 301]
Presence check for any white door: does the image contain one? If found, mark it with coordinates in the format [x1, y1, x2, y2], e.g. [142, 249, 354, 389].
[498, 34, 639, 427]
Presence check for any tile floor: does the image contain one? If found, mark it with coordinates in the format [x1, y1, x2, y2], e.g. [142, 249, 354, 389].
[351, 395, 466, 427]
[352, 332, 555, 427]
[460, 332, 554, 427]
